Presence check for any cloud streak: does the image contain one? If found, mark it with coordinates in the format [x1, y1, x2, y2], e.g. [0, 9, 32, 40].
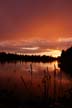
[0, 38, 71, 56]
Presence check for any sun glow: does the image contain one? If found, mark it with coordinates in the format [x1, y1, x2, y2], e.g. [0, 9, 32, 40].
[20, 47, 61, 57]
[40, 49, 61, 57]
[47, 49, 61, 57]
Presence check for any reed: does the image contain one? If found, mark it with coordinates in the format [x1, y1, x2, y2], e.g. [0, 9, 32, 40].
[42, 67, 51, 99]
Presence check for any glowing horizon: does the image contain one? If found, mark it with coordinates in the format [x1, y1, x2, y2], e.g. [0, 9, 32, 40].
[5, 48, 61, 58]
[0, 0, 72, 56]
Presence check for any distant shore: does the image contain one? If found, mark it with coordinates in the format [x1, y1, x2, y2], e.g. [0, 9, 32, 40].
[0, 52, 58, 63]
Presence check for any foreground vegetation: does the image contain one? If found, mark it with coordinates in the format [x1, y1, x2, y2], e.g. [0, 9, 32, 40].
[59, 46, 72, 74]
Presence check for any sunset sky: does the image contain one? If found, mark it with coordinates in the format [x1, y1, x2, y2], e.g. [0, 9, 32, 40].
[0, 0, 72, 57]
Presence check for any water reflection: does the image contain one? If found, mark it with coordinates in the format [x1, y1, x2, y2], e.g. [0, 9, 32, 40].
[0, 61, 72, 102]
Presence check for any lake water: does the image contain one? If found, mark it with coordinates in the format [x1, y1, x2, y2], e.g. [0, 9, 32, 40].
[0, 61, 72, 102]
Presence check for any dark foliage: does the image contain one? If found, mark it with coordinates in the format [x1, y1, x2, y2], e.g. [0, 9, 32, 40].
[59, 46, 72, 73]
[0, 52, 57, 63]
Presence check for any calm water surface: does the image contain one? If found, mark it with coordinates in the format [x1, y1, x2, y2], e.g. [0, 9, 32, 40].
[0, 61, 72, 100]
